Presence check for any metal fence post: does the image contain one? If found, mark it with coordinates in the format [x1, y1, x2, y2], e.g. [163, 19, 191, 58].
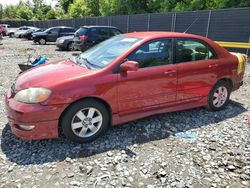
[206, 10, 211, 37]
[127, 15, 130, 33]
[147, 14, 151, 31]
[171, 13, 176, 32]
[247, 36, 250, 56]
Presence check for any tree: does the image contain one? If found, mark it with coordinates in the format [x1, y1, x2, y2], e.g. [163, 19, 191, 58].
[0, 4, 3, 19]
[59, 0, 74, 13]
[17, 3, 33, 20]
[68, 0, 91, 18]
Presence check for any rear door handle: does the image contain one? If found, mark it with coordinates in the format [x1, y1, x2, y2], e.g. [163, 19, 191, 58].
[209, 64, 218, 68]
[164, 70, 176, 75]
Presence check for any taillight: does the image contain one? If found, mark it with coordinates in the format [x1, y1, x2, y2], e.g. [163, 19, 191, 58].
[80, 35, 88, 41]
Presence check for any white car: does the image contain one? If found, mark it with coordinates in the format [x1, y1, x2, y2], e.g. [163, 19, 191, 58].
[14, 26, 37, 38]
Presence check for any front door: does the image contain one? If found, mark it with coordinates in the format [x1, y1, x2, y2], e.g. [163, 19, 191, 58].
[118, 38, 177, 115]
[47, 28, 59, 42]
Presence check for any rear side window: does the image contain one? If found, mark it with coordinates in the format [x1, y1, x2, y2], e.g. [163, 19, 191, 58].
[110, 28, 122, 36]
[75, 27, 88, 36]
[62, 28, 75, 33]
[176, 39, 216, 63]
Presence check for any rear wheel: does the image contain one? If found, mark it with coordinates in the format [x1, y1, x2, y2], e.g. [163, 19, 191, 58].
[208, 80, 231, 111]
[61, 99, 110, 143]
[39, 38, 46, 45]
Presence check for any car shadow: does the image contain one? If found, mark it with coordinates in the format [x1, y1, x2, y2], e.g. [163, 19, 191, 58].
[0, 100, 247, 165]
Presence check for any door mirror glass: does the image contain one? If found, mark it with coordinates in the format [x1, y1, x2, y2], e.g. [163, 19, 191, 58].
[120, 61, 139, 72]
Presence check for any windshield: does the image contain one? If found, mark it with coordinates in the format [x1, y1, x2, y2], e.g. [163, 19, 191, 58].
[78, 36, 141, 68]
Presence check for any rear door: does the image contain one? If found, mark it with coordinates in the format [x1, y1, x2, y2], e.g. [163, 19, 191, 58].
[175, 38, 219, 103]
[60, 28, 75, 37]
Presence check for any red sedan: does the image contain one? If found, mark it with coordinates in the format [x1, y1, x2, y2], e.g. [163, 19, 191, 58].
[5, 32, 247, 143]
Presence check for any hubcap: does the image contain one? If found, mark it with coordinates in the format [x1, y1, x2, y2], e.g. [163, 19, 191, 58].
[40, 39, 45, 45]
[71, 107, 103, 138]
[212, 86, 228, 108]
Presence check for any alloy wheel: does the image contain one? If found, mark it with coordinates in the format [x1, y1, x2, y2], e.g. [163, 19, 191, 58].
[71, 107, 103, 138]
[212, 86, 228, 108]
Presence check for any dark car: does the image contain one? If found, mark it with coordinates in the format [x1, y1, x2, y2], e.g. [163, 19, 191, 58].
[56, 35, 74, 51]
[73, 26, 122, 52]
[32, 26, 76, 45]
[23, 28, 44, 40]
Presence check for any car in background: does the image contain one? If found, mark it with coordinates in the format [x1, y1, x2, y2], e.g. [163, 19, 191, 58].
[22, 28, 44, 40]
[32, 26, 76, 45]
[73, 26, 122, 52]
[6, 27, 18, 38]
[5, 32, 247, 143]
[14, 26, 37, 38]
[0, 24, 10, 36]
[56, 35, 74, 51]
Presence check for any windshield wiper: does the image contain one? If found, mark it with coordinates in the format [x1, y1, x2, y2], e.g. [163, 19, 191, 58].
[80, 57, 101, 69]
[74, 56, 91, 69]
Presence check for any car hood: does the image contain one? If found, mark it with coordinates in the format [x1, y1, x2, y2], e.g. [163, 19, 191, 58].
[58, 35, 74, 40]
[32, 31, 47, 36]
[15, 59, 94, 90]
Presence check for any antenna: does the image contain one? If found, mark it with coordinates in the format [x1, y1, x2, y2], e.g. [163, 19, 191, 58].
[184, 16, 200, 33]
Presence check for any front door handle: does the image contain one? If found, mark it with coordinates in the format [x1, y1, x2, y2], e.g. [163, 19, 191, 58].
[164, 70, 176, 75]
[209, 64, 218, 68]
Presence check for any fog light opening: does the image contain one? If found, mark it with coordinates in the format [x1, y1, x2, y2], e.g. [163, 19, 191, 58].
[18, 125, 35, 131]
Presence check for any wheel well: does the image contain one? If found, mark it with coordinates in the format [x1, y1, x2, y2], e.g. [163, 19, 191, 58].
[58, 97, 112, 129]
[218, 78, 233, 90]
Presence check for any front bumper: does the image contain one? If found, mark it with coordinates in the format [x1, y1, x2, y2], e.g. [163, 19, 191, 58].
[5, 90, 68, 140]
[56, 42, 65, 49]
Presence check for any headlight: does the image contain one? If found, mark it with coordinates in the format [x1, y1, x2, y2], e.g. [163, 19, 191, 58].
[57, 39, 64, 43]
[14, 88, 51, 104]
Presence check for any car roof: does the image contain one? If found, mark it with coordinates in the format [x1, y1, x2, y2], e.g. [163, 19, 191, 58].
[122, 32, 210, 40]
[50, 26, 75, 29]
[122, 32, 231, 58]
[80, 25, 118, 29]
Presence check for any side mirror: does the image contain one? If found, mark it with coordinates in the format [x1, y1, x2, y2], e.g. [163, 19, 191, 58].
[120, 61, 139, 72]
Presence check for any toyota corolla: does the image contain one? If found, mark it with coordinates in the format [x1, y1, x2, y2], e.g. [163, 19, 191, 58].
[5, 32, 247, 143]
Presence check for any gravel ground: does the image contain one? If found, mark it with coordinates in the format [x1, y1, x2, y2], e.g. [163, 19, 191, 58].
[0, 37, 249, 188]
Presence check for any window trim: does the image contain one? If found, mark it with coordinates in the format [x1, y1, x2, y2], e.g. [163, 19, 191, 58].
[173, 37, 218, 64]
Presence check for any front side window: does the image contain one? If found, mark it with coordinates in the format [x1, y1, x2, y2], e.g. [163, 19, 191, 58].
[127, 39, 173, 69]
[46, 28, 59, 34]
[176, 39, 216, 63]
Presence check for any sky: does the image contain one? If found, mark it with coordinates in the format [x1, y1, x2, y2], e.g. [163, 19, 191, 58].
[0, 0, 57, 7]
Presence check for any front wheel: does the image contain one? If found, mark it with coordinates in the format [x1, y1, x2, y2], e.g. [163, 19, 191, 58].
[208, 80, 231, 111]
[61, 99, 110, 143]
[39, 38, 46, 45]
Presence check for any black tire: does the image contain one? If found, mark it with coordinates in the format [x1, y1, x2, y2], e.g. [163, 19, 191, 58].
[61, 99, 110, 143]
[38, 38, 46, 45]
[9, 33, 14, 38]
[208, 80, 231, 111]
[67, 42, 74, 51]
